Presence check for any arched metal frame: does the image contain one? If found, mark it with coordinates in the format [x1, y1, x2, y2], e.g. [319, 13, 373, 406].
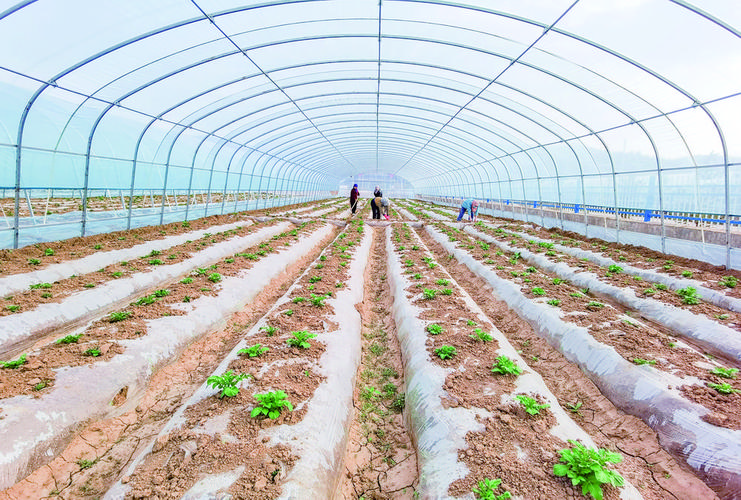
[1, 0, 738, 265]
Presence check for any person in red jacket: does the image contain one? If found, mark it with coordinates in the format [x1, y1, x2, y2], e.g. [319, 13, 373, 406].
[349, 184, 359, 214]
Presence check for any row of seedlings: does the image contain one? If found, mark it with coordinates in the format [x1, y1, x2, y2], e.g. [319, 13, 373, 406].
[0, 219, 291, 332]
[417, 199, 741, 305]
[424, 222, 741, 498]
[385, 222, 646, 499]
[0, 213, 260, 282]
[461, 221, 741, 367]
[105, 218, 371, 499]
[0, 220, 335, 490]
[469, 220, 741, 319]
[497, 216, 741, 300]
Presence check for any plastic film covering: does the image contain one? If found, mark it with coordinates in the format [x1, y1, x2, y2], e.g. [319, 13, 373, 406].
[0, 223, 334, 490]
[502, 224, 741, 314]
[0, 221, 294, 357]
[384, 225, 483, 496]
[386, 225, 644, 499]
[267, 226, 371, 499]
[0, 219, 254, 298]
[106, 223, 369, 500]
[463, 224, 741, 363]
[426, 225, 741, 499]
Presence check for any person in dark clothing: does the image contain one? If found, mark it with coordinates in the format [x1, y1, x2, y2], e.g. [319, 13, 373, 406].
[349, 184, 359, 214]
[371, 186, 382, 219]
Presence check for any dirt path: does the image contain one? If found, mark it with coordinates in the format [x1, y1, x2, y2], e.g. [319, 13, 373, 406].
[335, 227, 419, 499]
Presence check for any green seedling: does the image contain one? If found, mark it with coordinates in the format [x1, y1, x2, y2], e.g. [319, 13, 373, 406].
[207, 370, 249, 398]
[719, 276, 738, 288]
[547, 298, 561, 306]
[643, 288, 656, 296]
[472, 477, 511, 500]
[707, 382, 739, 394]
[470, 328, 493, 342]
[29, 282, 52, 290]
[677, 287, 700, 305]
[361, 385, 382, 401]
[710, 366, 738, 379]
[467, 319, 476, 326]
[260, 325, 277, 336]
[28, 258, 41, 265]
[6, 304, 20, 312]
[84, 348, 101, 357]
[404, 259, 414, 267]
[570, 292, 584, 298]
[491, 355, 521, 376]
[284, 309, 293, 316]
[135, 295, 156, 306]
[435, 345, 457, 360]
[224, 257, 234, 264]
[525, 266, 537, 274]
[148, 250, 161, 257]
[654, 283, 668, 291]
[309, 276, 322, 283]
[1, 353, 27, 369]
[148, 259, 163, 265]
[509, 252, 521, 265]
[586, 301, 604, 310]
[56, 334, 82, 344]
[567, 401, 583, 415]
[208, 273, 222, 283]
[83, 283, 96, 288]
[632, 358, 656, 366]
[516, 394, 550, 415]
[553, 440, 624, 500]
[531, 287, 546, 296]
[440, 288, 453, 296]
[716, 313, 729, 320]
[292, 296, 306, 304]
[422, 288, 437, 300]
[607, 265, 622, 274]
[310, 293, 327, 307]
[109, 311, 132, 322]
[251, 390, 294, 419]
[153, 289, 170, 297]
[180, 277, 193, 284]
[426, 323, 443, 335]
[44, 248, 54, 256]
[552, 278, 564, 285]
[183, 296, 192, 303]
[77, 459, 96, 469]
[111, 271, 123, 278]
[287, 330, 317, 349]
[436, 278, 450, 286]
[538, 241, 554, 249]
[681, 270, 693, 278]
[238, 344, 269, 357]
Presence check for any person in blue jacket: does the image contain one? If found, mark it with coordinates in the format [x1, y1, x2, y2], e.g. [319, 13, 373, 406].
[457, 199, 479, 222]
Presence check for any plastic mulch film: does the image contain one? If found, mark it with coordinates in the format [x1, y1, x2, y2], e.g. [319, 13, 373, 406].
[0, 219, 253, 298]
[0, 222, 290, 358]
[0, 224, 334, 491]
[463, 225, 741, 363]
[386, 226, 646, 499]
[105, 225, 371, 500]
[384, 226, 483, 496]
[497, 224, 741, 314]
[427, 225, 741, 499]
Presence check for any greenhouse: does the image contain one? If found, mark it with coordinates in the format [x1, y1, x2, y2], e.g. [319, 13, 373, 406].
[1, 1, 740, 499]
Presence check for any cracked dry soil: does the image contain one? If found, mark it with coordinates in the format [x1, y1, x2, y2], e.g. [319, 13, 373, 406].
[335, 227, 419, 499]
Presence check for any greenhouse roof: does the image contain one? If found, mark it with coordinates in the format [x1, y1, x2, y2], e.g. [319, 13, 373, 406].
[0, 0, 739, 207]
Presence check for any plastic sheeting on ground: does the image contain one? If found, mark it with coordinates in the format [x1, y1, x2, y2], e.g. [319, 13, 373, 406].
[105, 225, 370, 500]
[426, 225, 741, 499]
[0, 223, 335, 490]
[0, 222, 291, 358]
[497, 224, 741, 314]
[386, 226, 643, 499]
[462, 224, 741, 364]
